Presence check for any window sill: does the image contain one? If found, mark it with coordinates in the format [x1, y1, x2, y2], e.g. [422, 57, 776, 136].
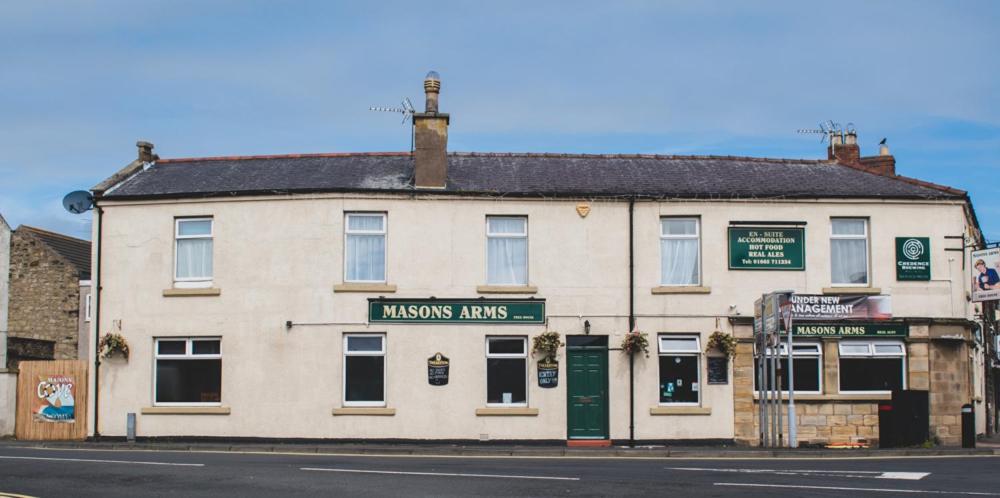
[476, 285, 538, 294]
[651, 286, 711, 295]
[333, 283, 397, 293]
[332, 407, 396, 416]
[821, 287, 882, 295]
[475, 407, 539, 416]
[141, 406, 230, 415]
[650, 406, 711, 415]
[752, 393, 890, 402]
[163, 288, 222, 297]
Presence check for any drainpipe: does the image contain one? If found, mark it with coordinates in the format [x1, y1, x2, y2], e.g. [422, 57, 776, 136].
[628, 197, 636, 448]
[93, 205, 103, 439]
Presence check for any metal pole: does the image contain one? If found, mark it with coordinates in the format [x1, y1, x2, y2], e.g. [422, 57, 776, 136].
[777, 357, 783, 447]
[757, 297, 766, 447]
[787, 302, 798, 448]
[770, 338, 778, 447]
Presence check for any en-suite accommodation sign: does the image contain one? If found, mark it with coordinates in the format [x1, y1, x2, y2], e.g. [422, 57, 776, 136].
[728, 227, 805, 270]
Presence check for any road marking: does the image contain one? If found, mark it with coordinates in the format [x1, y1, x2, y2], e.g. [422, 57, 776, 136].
[671, 467, 928, 480]
[714, 483, 1000, 496]
[300, 467, 579, 481]
[0, 455, 204, 467]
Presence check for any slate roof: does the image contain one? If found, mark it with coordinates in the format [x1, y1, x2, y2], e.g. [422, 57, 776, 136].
[101, 152, 964, 201]
[18, 225, 91, 279]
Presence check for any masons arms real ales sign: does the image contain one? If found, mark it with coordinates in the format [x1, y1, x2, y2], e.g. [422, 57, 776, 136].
[369, 298, 545, 324]
[728, 227, 805, 270]
[793, 322, 908, 337]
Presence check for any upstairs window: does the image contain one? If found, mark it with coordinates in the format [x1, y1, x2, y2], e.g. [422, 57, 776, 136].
[831, 218, 869, 285]
[658, 335, 701, 404]
[839, 341, 905, 392]
[345, 213, 386, 283]
[486, 217, 528, 285]
[175, 218, 213, 286]
[661, 218, 700, 285]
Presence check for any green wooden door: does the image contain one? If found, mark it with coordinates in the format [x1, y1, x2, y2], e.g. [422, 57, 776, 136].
[567, 338, 608, 439]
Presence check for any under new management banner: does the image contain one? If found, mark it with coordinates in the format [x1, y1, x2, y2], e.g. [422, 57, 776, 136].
[788, 294, 892, 320]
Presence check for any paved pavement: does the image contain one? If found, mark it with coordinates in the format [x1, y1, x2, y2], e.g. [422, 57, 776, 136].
[1, 444, 999, 497]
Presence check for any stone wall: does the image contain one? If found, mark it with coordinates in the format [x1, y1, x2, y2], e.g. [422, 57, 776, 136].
[7, 230, 81, 365]
[928, 339, 969, 445]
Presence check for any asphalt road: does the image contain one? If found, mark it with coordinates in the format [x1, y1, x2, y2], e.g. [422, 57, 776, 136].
[0, 446, 998, 497]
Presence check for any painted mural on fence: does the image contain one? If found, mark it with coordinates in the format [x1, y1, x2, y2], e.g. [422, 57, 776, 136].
[34, 374, 75, 423]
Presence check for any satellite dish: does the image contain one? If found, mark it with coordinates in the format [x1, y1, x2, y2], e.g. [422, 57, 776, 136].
[62, 190, 94, 214]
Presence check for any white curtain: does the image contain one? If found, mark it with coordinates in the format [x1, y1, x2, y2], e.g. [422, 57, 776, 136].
[488, 237, 527, 285]
[661, 238, 699, 285]
[176, 239, 213, 279]
[831, 239, 867, 284]
[346, 234, 385, 281]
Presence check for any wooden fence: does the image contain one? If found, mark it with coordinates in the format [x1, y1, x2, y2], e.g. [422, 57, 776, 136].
[15, 360, 88, 440]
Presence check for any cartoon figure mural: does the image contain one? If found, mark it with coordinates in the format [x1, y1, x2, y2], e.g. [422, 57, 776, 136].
[34, 375, 75, 422]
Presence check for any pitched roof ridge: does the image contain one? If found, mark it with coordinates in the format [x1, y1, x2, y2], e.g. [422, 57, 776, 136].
[446, 151, 827, 164]
[156, 151, 413, 164]
[17, 225, 90, 245]
[833, 161, 966, 197]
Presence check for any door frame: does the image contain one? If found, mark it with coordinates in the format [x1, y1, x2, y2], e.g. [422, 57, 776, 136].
[565, 335, 609, 440]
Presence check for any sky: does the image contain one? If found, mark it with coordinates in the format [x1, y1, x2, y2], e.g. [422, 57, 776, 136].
[1, 1, 998, 242]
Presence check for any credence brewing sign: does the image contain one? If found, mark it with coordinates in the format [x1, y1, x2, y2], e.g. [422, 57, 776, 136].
[788, 294, 892, 320]
[34, 374, 76, 423]
[972, 247, 1000, 302]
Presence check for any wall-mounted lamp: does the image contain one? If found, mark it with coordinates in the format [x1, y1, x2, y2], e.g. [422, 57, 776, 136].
[584, 320, 591, 335]
[285, 320, 293, 330]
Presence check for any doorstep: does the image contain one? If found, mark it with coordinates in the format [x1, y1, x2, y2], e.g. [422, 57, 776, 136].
[566, 439, 611, 448]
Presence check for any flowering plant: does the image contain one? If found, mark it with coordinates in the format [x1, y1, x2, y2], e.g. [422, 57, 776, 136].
[531, 331, 564, 363]
[99, 333, 130, 360]
[706, 331, 737, 358]
[620, 330, 649, 357]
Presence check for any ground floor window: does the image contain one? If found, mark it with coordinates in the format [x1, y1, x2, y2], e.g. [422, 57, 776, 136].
[839, 341, 905, 392]
[154, 337, 221, 405]
[658, 335, 700, 404]
[486, 337, 527, 406]
[344, 334, 386, 406]
[754, 342, 822, 393]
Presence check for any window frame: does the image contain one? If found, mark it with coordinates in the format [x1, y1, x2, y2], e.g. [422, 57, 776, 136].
[753, 340, 823, 395]
[173, 217, 214, 288]
[343, 212, 388, 284]
[837, 339, 907, 394]
[485, 216, 529, 286]
[830, 217, 870, 287]
[659, 217, 702, 286]
[485, 336, 528, 407]
[152, 337, 222, 407]
[342, 333, 387, 407]
[657, 334, 702, 406]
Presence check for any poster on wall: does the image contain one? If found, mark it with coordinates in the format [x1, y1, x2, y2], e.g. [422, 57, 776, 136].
[972, 247, 1000, 302]
[537, 361, 558, 388]
[896, 237, 931, 281]
[33, 374, 75, 423]
[427, 353, 450, 386]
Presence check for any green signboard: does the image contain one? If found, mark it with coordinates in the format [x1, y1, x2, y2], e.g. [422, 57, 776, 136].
[369, 299, 545, 324]
[896, 237, 930, 281]
[728, 227, 805, 270]
[792, 322, 908, 337]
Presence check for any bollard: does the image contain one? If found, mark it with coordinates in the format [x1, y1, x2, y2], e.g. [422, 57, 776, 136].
[961, 404, 975, 449]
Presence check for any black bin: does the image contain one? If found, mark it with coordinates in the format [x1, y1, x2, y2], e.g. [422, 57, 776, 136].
[962, 404, 976, 448]
[878, 389, 929, 448]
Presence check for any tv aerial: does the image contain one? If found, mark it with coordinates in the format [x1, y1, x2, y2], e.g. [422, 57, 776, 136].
[370, 97, 416, 124]
[62, 190, 94, 214]
[796, 120, 854, 144]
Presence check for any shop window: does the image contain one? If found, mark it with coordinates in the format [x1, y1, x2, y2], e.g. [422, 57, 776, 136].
[658, 335, 700, 404]
[660, 218, 700, 285]
[830, 218, 869, 285]
[345, 213, 387, 283]
[754, 342, 822, 393]
[839, 341, 905, 392]
[343, 334, 386, 406]
[486, 337, 527, 405]
[486, 216, 528, 285]
[154, 338, 221, 405]
[174, 218, 213, 287]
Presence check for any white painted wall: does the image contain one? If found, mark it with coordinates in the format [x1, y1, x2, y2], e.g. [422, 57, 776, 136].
[92, 194, 973, 440]
[0, 371, 15, 436]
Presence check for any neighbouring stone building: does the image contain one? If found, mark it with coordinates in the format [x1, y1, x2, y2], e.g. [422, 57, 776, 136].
[87, 72, 988, 446]
[6, 225, 91, 368]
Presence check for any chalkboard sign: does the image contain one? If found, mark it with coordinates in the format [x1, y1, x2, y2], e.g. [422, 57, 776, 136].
[427, 353, 449, 386]
[537, 361, 558, 388]
[707, 357, 728, 384]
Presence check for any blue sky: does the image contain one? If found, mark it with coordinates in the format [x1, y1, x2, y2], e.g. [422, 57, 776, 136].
[1, 1, 997, 241]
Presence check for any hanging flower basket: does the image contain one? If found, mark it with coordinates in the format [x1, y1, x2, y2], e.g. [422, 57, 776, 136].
[706, 330, 737, 358]
[531, 331, 564, 363]
[620, 330, 649, 357]
[99, 333, 130, 360]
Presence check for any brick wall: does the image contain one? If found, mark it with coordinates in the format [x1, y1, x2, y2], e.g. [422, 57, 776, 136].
[7, 230, 81, 365]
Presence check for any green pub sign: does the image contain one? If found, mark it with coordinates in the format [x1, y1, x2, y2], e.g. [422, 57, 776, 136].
[369, 298, 545, 324]
[728, 227, 805, 270]
[792, 322, 908, 337]
[896, 237, 930, 281]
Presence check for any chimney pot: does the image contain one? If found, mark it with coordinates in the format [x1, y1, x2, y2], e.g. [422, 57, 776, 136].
[136, 141, 155, 162]
[879, 144, 890, 156]
[424, 70, 441, 114]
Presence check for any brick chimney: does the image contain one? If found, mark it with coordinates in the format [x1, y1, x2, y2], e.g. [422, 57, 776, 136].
[858, 139, 896, 176]
[413, 71, 449, 189]
[827, 130, 860, 165]
[137, 141, 156, 163]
